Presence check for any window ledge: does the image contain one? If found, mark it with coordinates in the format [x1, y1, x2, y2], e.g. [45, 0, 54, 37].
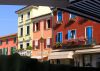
[33, 30, 40, 33]
[45, 28, 51, 30]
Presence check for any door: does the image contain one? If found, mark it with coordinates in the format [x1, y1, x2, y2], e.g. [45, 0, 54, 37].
[86, 27, 92, 45]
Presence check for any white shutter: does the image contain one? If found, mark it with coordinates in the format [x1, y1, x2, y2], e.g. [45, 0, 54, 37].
[46, 38, 50, 45]
[35, 40, 38, 47]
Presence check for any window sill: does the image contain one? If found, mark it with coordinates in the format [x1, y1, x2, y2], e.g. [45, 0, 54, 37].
[19, 21, 23, 23]
[33, 30, 40, 33]
[45, 28, 51, 30]
[25, 19, 30, 21]
[25, 34, 30, 36]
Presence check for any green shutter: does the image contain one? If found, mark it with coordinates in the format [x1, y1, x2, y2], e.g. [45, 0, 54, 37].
[11, 47, 16, 54]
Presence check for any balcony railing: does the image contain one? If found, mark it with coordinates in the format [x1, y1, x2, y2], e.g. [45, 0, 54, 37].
[16, 50, 32, 57]
[53, 21, 62, 29]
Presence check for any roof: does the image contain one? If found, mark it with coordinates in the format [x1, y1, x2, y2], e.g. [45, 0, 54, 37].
[0, 33, 17, 40]
[31, 13, 51, 20]
[62, 0, 100, 23]
[15, 5, 38, 14]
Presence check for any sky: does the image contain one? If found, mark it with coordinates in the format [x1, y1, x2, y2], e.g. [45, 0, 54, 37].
[0, 5, 24, 36]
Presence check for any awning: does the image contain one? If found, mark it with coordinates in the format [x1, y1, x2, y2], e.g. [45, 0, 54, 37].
[75, 48, 100, 54]
[31, 56, 47, 59]
[48, 51, 74, 59]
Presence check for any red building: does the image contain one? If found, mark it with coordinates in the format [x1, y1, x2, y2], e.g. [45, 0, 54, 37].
[0, 33, 17, 55]
[53, 8, 100, 47]
[49, 8, 100, 65]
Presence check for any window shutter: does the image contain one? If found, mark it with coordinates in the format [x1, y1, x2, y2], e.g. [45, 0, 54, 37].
[50, 38, 52, 48]
[44, 20, 46, 30]
[68, 30, 71, 40]
[38, 21, 40, 31]
[56, 34, 58, 42]
[50, 17, 52, 28]
[33, 41, 35, 49]
[38, 40, 40, 49]
[60, 32, 62, 42]
[58, 11, 62, 22]
[33, 23, 35, 32]
[44, 39, 46, 49]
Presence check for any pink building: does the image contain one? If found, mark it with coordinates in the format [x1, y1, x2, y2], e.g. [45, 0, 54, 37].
[32, 13, 52, 61]
[0, 33, 17, 55]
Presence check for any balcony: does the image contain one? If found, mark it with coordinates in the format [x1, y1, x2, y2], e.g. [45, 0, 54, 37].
[16, 50, 32, 57]
[78, 17, 88, 24]
[53, 21, 62, 29]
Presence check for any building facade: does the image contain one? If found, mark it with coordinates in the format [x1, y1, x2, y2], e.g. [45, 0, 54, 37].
[31, 13, 52, 61]
[49, 8, 100, 66]
[0, 33, 17, 55]
[16, 5, 51, 50]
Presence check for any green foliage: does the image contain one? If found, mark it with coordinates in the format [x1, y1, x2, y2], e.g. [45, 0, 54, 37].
[55, 42, 62, 48]
[26, 46, 32, 50]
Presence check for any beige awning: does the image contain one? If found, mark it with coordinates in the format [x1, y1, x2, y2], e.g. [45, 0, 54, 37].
[48, 51, 74, 59]
[75, 48, 100, 54]
[31, 56, 47, 59]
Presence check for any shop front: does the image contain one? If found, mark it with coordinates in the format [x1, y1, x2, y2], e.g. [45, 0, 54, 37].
[48, 50, 74, 65]
[74, 47, 100, 67]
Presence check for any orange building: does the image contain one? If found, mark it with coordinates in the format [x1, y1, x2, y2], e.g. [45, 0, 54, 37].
[0, 33, 17, 55]
[31, 13, 52, 61]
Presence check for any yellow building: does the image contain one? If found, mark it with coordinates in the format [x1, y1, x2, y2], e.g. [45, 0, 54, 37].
[16, 5, 51, 50]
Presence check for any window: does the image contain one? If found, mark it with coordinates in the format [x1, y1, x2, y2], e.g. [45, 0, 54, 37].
[6, 39, 8, 44]
[35, 23, 39, 31]
[26, 25, 30, 35]
[21, 14, 23, 21]
[26, 42, 30, 47]
[46, 19, 51, 29]
[0, 40, 2, 45]
[35, 40, 38, 49]
[20, 27, 23, 37]
[20, 44, 23, 49]
[56, 32, 62, 43]
[3, 48, 8, 55]
[27, 12, 30, 19]
[14, 37, 16, 43]
[11, 47, 16, 54]
[57, 11, 62, 22]
[69, 14, 76, 19]
[83, 55, 92, 67]
[46, 38, 50, 48]
[68, 30, 76, 40]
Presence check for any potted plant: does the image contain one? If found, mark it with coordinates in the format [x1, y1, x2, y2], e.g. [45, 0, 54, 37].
[26, 46, 32, 50]
[55, 42, 62, 48]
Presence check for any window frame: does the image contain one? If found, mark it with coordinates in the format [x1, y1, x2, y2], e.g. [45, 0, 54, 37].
[57, 10, 63, 22]
[56, 32, 63, 43]
[26, 25, 30, 35]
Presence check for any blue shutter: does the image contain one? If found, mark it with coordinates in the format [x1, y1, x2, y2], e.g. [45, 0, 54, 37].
[68, 30, 71, 40]
[58, 11, 62, 22]
[86, 27, 92, 44]
[71, 14, 76, 19]
[56, 34, 58, 42]
[75, 30, 76, 39]
[60, 32, 62, 42]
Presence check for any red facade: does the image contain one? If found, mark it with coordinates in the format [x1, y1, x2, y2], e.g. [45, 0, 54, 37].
[53, 9, 100, 47]
[0, 33, 17, 55]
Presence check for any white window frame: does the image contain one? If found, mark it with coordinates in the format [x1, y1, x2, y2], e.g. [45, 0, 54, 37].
[46, 38, 50, 48]
[35, 40, 38, 48]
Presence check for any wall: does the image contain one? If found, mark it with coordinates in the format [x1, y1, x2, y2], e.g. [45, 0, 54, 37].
[53, 10, 100, 45]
